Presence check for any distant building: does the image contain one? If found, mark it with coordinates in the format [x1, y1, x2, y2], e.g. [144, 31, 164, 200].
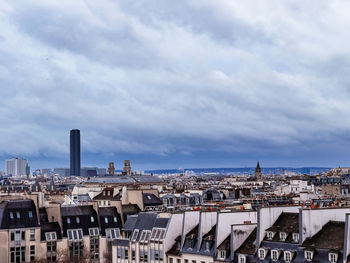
[5, 158, 28, 176]
[123, 160, 131, 176]
[53, 168, 70, 177]
[254, 161, 263, 181]
[70, 129, 81, 176]
[108, 162, 115, 175]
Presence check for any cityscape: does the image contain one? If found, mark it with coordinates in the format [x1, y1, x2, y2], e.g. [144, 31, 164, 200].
[2, 1, 350, 263]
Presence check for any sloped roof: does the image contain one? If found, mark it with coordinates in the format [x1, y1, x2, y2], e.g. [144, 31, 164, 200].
[235, 228, 257, 255]
[302, 221, 345, 250]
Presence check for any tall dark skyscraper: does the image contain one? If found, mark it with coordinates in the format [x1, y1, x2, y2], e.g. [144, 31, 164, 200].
[70, 129, 81, 176]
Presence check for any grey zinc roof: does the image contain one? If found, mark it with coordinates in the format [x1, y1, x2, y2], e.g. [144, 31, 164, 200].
[134, 212, 158, 230]
[61, 205, 95, 216]
[133, 176, 163, 183]
[123, 215, 138, 231]
[154, 217, 169, 228]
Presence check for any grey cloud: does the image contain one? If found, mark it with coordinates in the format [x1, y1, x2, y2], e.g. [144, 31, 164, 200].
[0, 0, 350, 168]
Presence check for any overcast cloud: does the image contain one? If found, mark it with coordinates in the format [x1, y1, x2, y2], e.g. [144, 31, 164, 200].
[1, 0, 350, 169]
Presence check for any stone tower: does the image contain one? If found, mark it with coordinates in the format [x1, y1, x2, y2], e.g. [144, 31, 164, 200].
[254, 161, 263, 181]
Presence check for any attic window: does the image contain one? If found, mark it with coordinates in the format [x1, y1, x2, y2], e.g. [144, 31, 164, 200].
[238, 255, 246, 263]
[132, 229, 139, 241]
[67, 229, 83, 241]
[45, 232, 57, 241]
[329, 252, 338, 263]
[205, 241, 211, 251]
[106, 228, 121, 240]
[305, 250, 313, 261]
[105, 217, 108, 223]
[266, 231, 274, 240]
[271, 250, 279, 261]
[16, 212, 20, 219]
[28, 211, 33, 218]
[292, 233, 299, 243]
[10, 212, 14, 219]
[147, 195, 151, 200]
[114, 216, 117, 223]
[76, 217, 80, 224]
[91, 216, 94, 222]
[280, 232, 287, 241]
[67, 218, 71, 224]
[218, 250, 226, 260]
[258, 248, 267, 260]
[284, 251, 292, 262]
[88, 228, 99, 236]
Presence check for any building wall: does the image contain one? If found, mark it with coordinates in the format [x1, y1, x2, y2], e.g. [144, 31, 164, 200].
[0, 230, 9, 263]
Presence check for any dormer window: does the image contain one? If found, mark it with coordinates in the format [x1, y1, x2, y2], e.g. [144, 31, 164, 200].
[188, 239, 194, 249]
[76, 217, 80, 223]
[114, 216, 117, 223]
[91, 216, 94, 222]
[28, 211, 33, 218]
[67, 217, 71, 224]
[271, 249, 280, 261]
[258, 248, 267, 260]
[16, 212, 20, 219]
[218, 250, 226, 260]
[238, 255, 246, 263]
[105, 217, 108, 223]
[10, 212, 14, 219]
[305, 250, 314, 261]
[280, 232, 287, 241]
[329, 252, 338, 263]
[292, 233, 299, 243]
[284, 251, 293, 262]
[205, 241, 210, 251]
[266, 231, 274, 240]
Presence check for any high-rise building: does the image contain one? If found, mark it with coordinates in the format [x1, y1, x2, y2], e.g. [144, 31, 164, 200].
[123, 160, 131, 176]
[70, 129, 81, 176]
[5, 158, 28, 176]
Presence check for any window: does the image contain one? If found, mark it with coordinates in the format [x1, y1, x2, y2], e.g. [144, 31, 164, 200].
[292, 233, 299, 243]
[284, 251, 292, 262]
[30, 229, 35, 241]
[132, 250, 136, 260]
[16, 212, 20, 219]
[28, 211, 33, 218]
[305, 251, 313, 261]
[258, 248, 266, 260]
[10, 246, 25, 263]
[30, 245, 35, 261]
[192, 260, 196, 263]
[67, 217, 71, 224]
[205, 241, 210, 251]
[90, 232, 99, 261]
[76, 217, 80, 223]
[125, 249, 129, 259]
[177, 259, 181, 263]
[266, 231, 274, 240]
[132, 229, 139, 241]
[47, 239, 57, 262]
[105, 217, 108, 223]
[88, 228, 99, 236]
[280, 232, 287, 241]
[219, 250, 226, 260]
[238, 255, 246, 263]
[91, 216, 94, 222]
[114, 216, 117, 223]
[45, 232, 57, 241]
[329, 253, 338, 263]
[10, 212, 14, 219]
[67, 229, 83, 241]
[106, 228, 121, 240]
[271, 250, 279, 261]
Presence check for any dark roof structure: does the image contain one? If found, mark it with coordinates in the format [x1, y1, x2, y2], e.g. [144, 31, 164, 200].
[143, 193, 163, 206]
[40, 222, 62, 241]
[0, 199, 39, 229]
[235, 228, 257, 255]
[266, 212, 299, 234]
[302, 221, 345, 250]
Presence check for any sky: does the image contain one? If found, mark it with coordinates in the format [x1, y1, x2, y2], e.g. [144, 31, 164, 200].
[1, 0, 350, 170]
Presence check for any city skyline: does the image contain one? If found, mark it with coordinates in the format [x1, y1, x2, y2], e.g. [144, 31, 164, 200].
[1, 1, 350, 169]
